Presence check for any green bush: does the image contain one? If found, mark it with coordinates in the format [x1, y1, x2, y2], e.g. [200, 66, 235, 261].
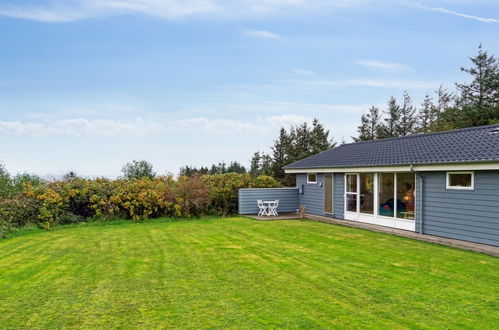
[0, 173, 280, 236]
[0, 192, 40, 236]
[203, 173, 280, 216]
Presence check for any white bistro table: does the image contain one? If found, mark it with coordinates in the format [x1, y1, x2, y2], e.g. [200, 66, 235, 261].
[262, 200, 279, 216]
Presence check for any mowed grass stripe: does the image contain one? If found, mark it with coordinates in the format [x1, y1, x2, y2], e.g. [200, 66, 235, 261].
[0, 217, 498, 328]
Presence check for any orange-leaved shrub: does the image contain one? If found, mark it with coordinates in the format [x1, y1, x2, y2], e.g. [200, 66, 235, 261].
[0, 173, 280, 236]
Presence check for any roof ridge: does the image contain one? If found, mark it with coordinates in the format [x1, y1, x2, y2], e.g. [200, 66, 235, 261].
[338, 123, 499, 147]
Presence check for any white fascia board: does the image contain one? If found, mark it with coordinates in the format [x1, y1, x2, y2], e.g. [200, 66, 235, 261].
[284, 162, 499, 174]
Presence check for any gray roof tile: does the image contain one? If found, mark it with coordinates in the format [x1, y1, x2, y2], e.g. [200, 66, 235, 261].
[284, 124, 499, 169]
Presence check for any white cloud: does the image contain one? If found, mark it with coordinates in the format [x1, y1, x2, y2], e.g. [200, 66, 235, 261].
[0, 114, 318, 137]
[245, 0, 368, 13]
[293, 69, 315, 76]
[356, 60, 412, 71]
[170, 117, 263, 135]
[290, 78, 441, 89]
[411, 2, 499, 23]
[0, 118, 160, 136]
[244, 29, 282, 40]
[263, 114, 312, 127]
[0, 0, 218, 22]
[0, 0, 369, 22]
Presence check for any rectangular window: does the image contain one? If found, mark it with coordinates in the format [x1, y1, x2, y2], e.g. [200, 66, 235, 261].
[378, 173, 395, 217]
[359, 173, 374, 214]
[307, 173, 317, 184]
[345, 174, 358, 212]
[446, 172, 474, 190]
[396, 173, 415, 220]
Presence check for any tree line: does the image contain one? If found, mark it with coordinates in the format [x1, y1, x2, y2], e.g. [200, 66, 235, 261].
[179, 161, 247, 177]
[177, 119, 335, 187]
[355, 45, 499, 141]
[249, 119, 335, 186]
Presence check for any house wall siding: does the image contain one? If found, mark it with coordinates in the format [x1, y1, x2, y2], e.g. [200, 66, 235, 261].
[297, 173, 324, 215]
[334, 173, 345, 219]
[419, 171, 499, 246]
[238, 188, 299, 215]
[295, 173, 345, 218]
[292, 170, 498, 247]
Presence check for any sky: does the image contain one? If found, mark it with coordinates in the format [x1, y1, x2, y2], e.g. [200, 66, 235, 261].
[0, 0, 498, 177]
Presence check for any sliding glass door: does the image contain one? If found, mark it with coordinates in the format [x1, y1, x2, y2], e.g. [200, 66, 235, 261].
[378, 173, 395, 217]
[345, 174, 357, 212]
[359, 173, 374, 214]
[344, 172, 416, 231]
[378, 173, 415, 220]
[396, 173, 415, 220]
[345, 173, 374, 214]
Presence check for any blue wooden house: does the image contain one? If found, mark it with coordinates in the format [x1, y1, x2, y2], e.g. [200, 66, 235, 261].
[240, 124, 499, 247]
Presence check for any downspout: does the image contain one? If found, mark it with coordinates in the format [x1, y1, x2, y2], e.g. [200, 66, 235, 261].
[410, 165, 424, 234]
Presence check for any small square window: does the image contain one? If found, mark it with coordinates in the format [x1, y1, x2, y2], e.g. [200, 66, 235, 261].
[446, 172, 474, 190]
[307, 173, 317, 184]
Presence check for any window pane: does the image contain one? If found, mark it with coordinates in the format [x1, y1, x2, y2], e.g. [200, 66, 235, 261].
[449, 173, 472, 187]
[346, 194, 357, 212]
[359, 173, 374, 214]
[346, 174, 357, 192]
[396, 173, 415, 220]
[379, 173, 394, 217]
[308, 173, 317, 183]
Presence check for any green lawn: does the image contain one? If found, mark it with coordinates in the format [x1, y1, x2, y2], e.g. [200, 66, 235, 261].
[0, 217, 498, 329]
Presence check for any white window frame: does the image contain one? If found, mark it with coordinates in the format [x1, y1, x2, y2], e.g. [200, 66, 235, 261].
[446, 171, 474, 190]
[307, 173, 318, 184]
[344, 172, 416, 232]
[344, 173, 359, 213]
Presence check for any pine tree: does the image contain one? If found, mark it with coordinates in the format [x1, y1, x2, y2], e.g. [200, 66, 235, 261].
[417, 93, 435, 133]
[354, 106, 381, 141]
[293, 122, 312, 159]
[271, 128, 291, 182]
[310, 118, 335, 154]
[227, 161, 246, 174]
[435, 85, 453, 113]
[250, 152, 261, 178]
[431, 85, 456, 131]
[456, 45, 499, 127]
[397, 91, 417, 136]
[248, 119, 335, 185]
[210, 161, 227, 174]
[260, 154, 273, 176]
[378, 96, 401, 138]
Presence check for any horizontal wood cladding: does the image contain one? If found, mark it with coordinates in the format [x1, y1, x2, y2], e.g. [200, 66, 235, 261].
[334, 173, 345, 219]
[238, 188, 299, 215]
[421, 171, 499, 246]
[297, 173, 324, 216]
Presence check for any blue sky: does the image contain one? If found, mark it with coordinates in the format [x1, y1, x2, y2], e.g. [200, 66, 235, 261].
[0, 0, 498, 177]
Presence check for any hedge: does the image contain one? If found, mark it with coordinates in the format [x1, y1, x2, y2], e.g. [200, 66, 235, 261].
[0, 173, 280, 237]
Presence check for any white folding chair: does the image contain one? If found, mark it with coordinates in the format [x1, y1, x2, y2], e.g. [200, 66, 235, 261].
[257, 200, 268, 216]
[268, 200, 279, 216]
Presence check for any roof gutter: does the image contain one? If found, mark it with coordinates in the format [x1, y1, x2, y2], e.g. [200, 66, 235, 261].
[410, 165, 424, 235]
